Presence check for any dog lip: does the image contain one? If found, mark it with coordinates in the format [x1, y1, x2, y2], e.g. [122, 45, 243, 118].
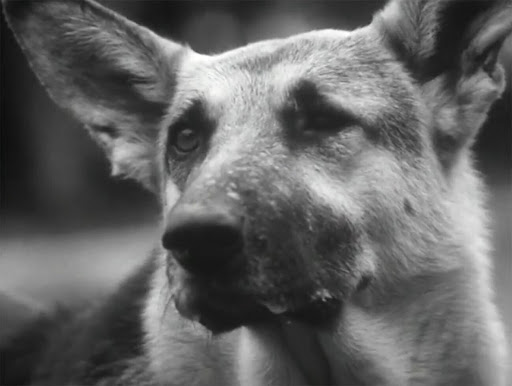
[283, 298, 342, 326]
[173, 278, 342, 332]
[172, 284, 273, 333]
[173, 285, 202, 321]
[259, 295, 342, 327]
[259, 301, 289, 314]
[259, 288, 338, 315]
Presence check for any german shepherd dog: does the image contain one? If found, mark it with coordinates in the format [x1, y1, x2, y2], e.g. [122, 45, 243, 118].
[1, 0, 511, 385]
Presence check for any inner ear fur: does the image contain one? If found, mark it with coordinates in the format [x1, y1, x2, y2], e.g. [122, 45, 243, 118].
[374, 0, 512, 168]
[2, 0, 189, 191]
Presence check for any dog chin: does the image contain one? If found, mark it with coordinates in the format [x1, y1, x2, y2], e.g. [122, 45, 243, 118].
[172, 282, 342, 333]
[171, 283, 271, 333]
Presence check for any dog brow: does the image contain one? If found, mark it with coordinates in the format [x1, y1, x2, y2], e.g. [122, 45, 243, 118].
[166, 95, 204, 126]
[280, 79, 364, 131]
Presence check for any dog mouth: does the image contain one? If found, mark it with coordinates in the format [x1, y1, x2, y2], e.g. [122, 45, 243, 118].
[259, 290, 342, 327]
[173, 284, 271, 333]
[172, 282, 342, 333]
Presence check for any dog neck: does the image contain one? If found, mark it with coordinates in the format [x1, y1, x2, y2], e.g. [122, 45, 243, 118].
[235, 267, 478, 386]
[236, 304, 410, 386]
[237, 320, 333, 386]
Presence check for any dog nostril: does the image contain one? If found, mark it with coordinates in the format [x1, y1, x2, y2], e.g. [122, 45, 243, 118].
[164, 223, 242, 253]
[162, 203, 244, 275]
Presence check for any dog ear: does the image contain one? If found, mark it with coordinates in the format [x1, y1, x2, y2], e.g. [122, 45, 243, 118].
[2, 0, 188, 191]
[374, 0, 512, 167]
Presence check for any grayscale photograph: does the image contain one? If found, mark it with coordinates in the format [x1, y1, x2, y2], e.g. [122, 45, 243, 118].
[0, 0, 511, 385]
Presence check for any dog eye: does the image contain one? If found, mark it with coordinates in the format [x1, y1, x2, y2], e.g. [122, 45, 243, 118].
[302, 108, 355, 134]
[306, 114, 340, 133]
[170, 127, 201, 154]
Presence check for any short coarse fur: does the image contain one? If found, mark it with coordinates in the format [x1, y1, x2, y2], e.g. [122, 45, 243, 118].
[1, 0, 511, 385]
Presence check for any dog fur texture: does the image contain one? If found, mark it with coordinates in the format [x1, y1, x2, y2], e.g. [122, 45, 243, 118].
[1, 0, 511, 385]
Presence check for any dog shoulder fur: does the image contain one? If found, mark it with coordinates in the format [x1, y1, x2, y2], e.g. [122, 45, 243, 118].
[0, 253, 158, 386]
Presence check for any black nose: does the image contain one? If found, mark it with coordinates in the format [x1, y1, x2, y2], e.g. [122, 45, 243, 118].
[162, 202, 244, 275]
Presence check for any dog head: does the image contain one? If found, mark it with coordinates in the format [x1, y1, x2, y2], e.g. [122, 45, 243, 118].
[4, 0, 511, 333]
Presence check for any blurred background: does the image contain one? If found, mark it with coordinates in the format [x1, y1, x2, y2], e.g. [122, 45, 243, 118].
[0, 0, 510, 371]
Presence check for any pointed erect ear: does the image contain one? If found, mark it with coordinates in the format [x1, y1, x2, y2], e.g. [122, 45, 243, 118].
[2, 0, 188, 191]
[373, 0, 512, 167]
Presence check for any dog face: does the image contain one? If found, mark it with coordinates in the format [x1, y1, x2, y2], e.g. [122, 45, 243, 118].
[160, 31, 432, 331]
[4, 0, 511, 333]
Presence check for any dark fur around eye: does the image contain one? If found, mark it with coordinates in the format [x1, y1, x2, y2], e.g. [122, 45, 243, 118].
[166, 101, 213, 161]
[281, 80, 357, 136]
